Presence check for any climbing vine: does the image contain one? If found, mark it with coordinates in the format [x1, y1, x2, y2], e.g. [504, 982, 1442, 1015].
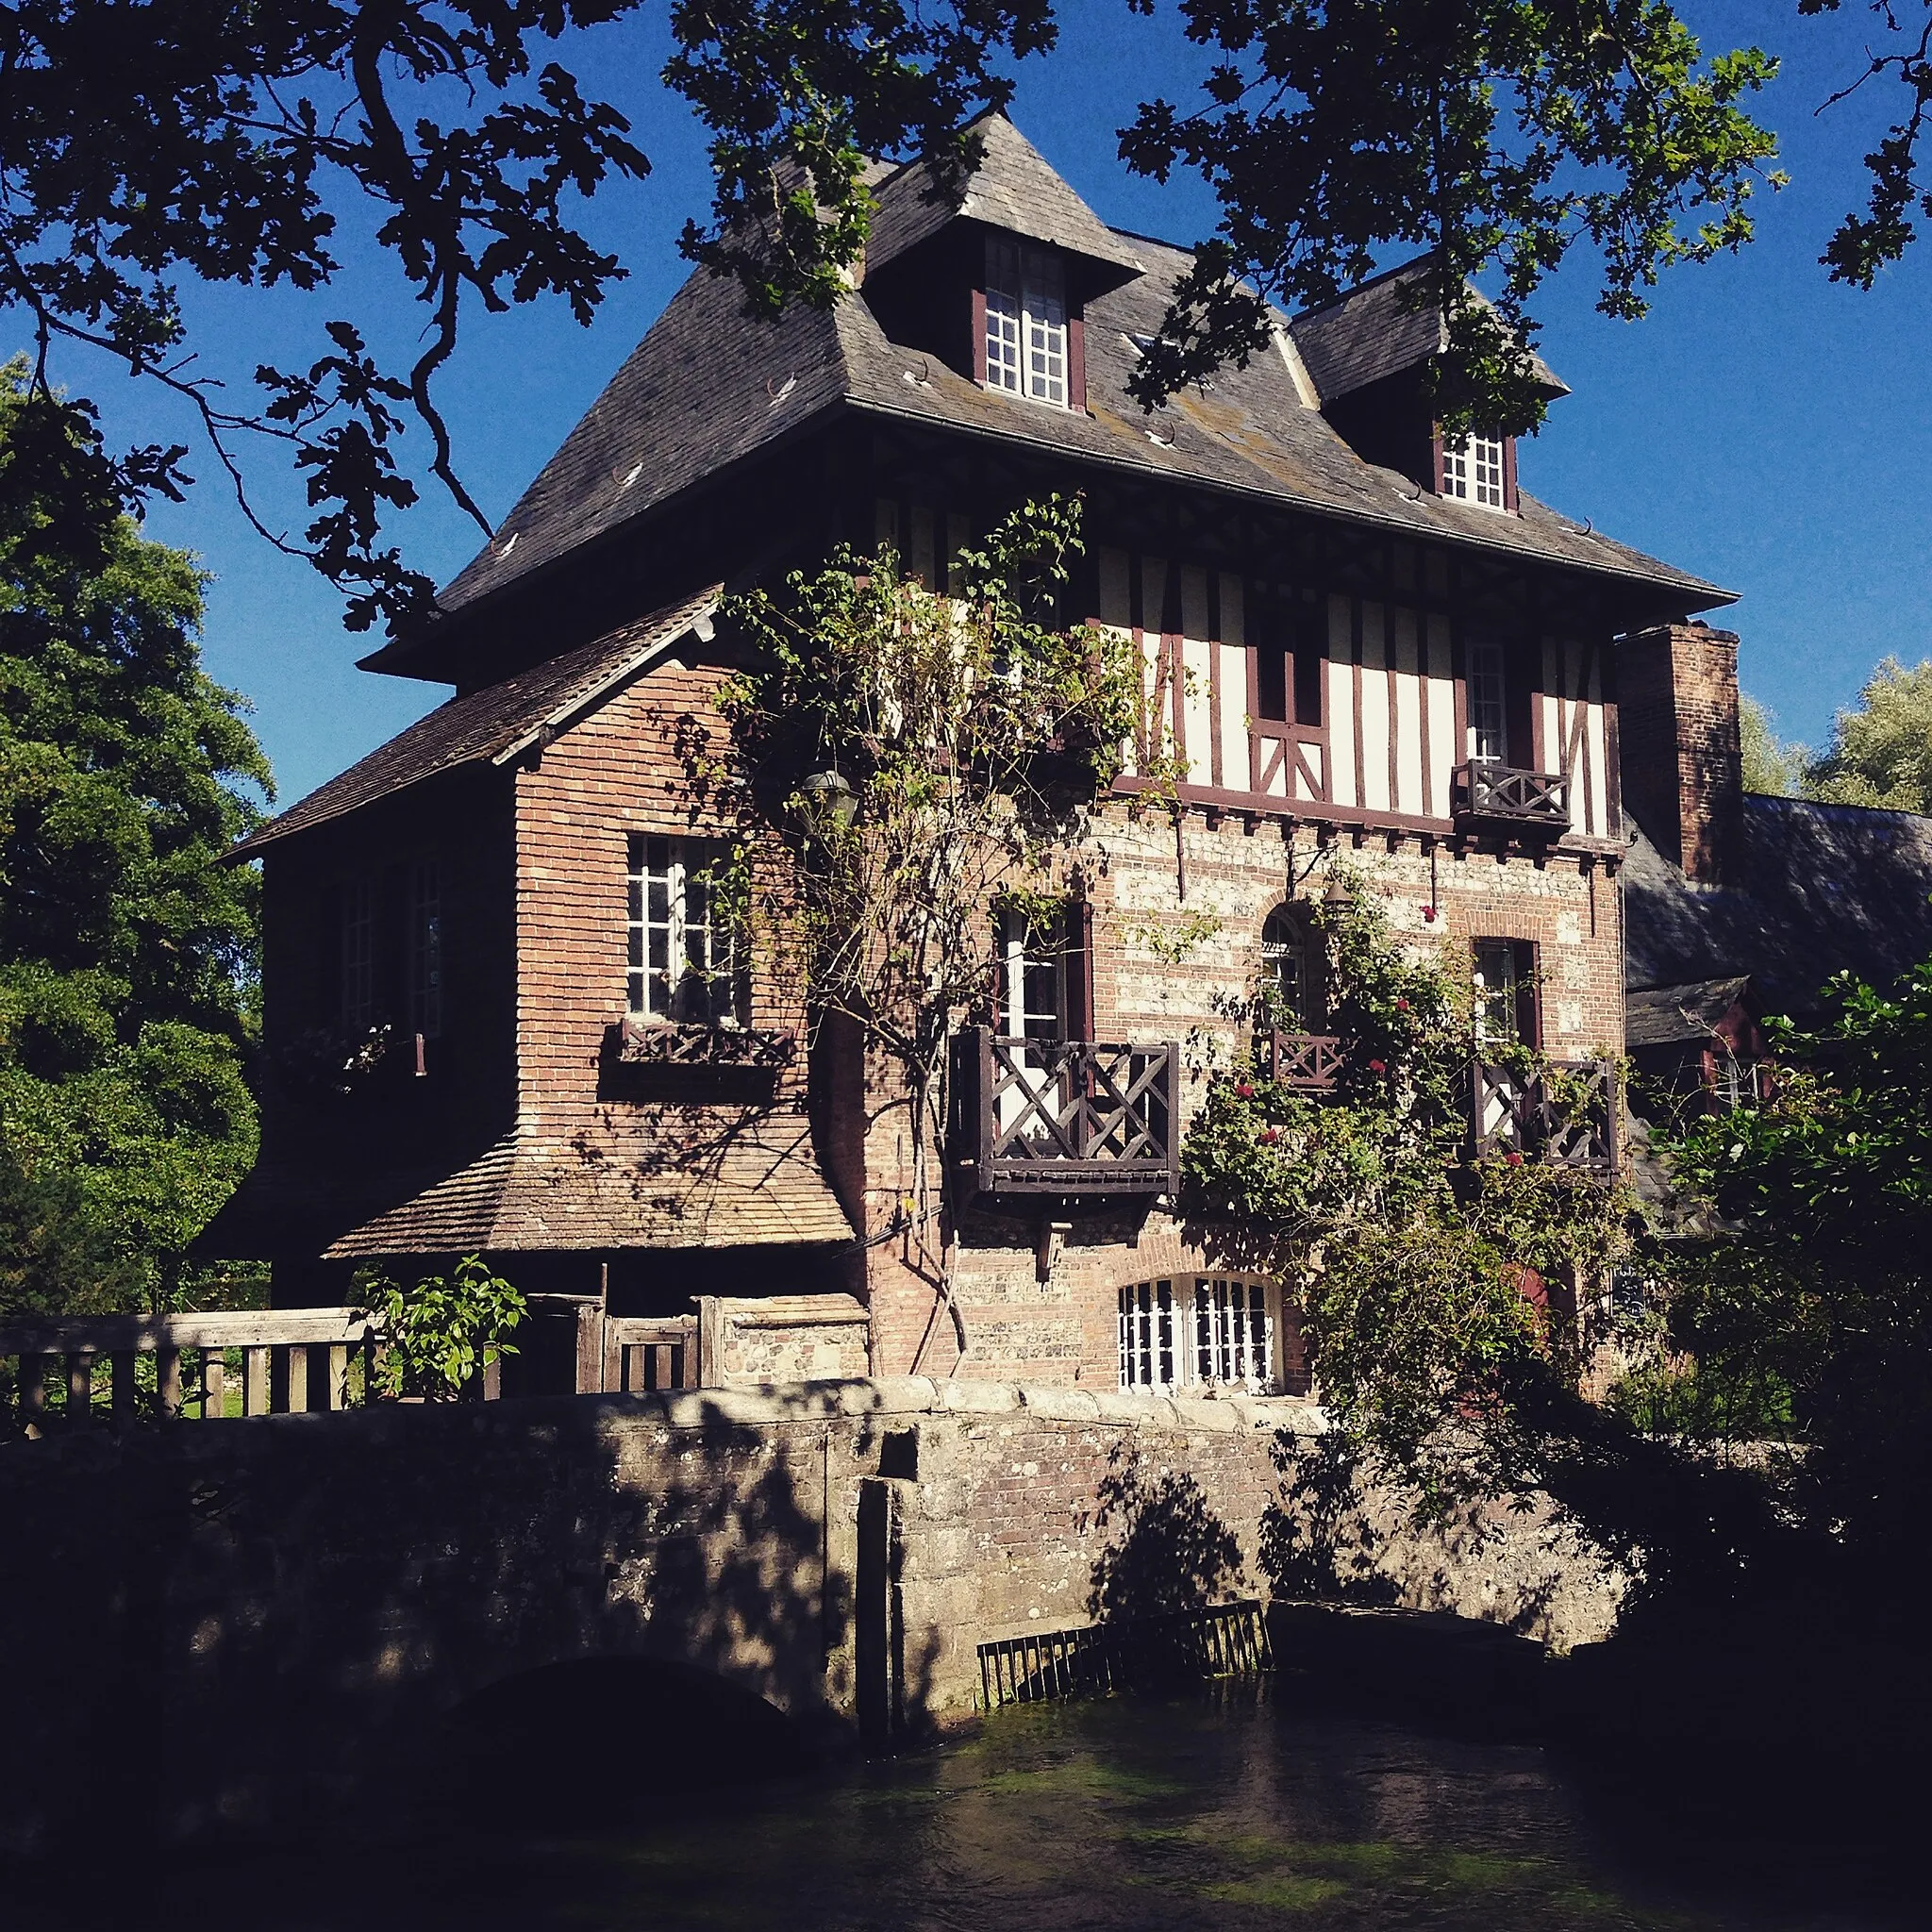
[716, 497, 1163, 1356]
[1180, 876, 1641, 1510]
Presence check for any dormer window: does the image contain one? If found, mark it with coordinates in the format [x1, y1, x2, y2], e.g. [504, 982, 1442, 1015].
[984, 238, 1068, 408]
[1441, 432, 1508, 511]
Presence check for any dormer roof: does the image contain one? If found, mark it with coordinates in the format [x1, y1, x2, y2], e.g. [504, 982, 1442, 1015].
[1291, 256, 1568, 407]
[863, 113, 1147, 282]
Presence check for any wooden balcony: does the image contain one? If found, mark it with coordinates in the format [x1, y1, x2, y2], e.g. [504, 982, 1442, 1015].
[1469, 1059, 1617, 1174]
[1255, 1029, 1343, 1091]
[1452, 761, 1570, 834]
[608, 1018, 795, 1068]
[953, 1027, 1179, 1198]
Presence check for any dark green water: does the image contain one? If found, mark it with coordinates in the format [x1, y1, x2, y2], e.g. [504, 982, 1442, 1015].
[338, 1688, 1907, 1931]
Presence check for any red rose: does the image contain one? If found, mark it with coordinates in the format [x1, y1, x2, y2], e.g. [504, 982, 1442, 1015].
[1368, 1058, 1387, 1074]
[1235, 1081, 1255, 1100]
[1423, 906, 1439, 923]
[1260, 1126, 1281, 1145]
[1505, 1151, 1524, 1167]
[1395, 998, 1408, 1011]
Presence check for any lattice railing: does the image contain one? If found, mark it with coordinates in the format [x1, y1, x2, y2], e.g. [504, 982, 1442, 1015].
[609, 1018, 795, 1068]
[1469, 1058, 1617, 1173]
[1452, 761, 1570, 830]
[1255, 1030, 1344, 1091]
[954, 1028, 1180, 1195]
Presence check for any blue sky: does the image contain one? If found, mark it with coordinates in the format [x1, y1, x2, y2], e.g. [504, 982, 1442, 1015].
[52, 0, 1932, 807]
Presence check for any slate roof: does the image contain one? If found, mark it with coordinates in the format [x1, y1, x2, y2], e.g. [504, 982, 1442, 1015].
[865, 113, 1146, 277]
[1624, 976, 1755, 1050]
[1289, 257, 1568, 405]
[409, 116, 1729, 648]
[1624, 795, 1932, 1017]
[233, 589, 718, 857]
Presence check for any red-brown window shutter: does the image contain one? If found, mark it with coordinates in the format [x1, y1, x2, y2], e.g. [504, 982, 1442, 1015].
[972, 288, 988, 385]
[1502, 435, 1519, 513]
[1064, 899, 1096, 1041]
[1068, 313, 1088, 412]
[1431, 430, 1446, 495]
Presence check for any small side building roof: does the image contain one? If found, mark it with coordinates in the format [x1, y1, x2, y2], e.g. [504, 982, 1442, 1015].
[231, 588, 719, 858]
[1624, 976, 1756, 1050]
[1624, 794, 1932, 1017]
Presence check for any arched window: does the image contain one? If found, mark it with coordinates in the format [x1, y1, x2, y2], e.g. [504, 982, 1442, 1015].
[1260, 906, 1323, 1031]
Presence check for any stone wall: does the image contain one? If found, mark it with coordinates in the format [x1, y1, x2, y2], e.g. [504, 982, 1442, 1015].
[0, 1379, 1625, 1850]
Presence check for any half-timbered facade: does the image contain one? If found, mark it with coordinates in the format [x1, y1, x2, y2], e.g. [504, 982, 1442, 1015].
[204, 116, 1735, 1395]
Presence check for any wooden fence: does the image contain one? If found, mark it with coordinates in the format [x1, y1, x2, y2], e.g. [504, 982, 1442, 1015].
[0, 1298, 704, 1435]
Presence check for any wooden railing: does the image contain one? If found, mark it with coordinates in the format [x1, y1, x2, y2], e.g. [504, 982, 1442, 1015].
[0, 1307, 385, 1433]
[1469, 1059, 1618, 1174]
[1255, 1030, 1343, 1091]
[1452, 761, 1570, 832]
[600, 1314, 700, 1392]
[953, 1027, 1180, 1197]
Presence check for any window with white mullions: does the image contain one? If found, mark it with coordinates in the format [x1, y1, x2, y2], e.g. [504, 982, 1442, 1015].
[1194, 1277, 1273, 1391]
[1119, 1279, 1177, 1390]
[996, 905, 1069, 1041]
[408, 859, 442, 1039]
[626, 836, 744, 1025]
[1442, 432, 1507, 510]
[341, 877, 375, 1031]
[1119, 1276, 1279, 1392]
[985, 238, 1068, 408]
[1467, 641, 1507, 764]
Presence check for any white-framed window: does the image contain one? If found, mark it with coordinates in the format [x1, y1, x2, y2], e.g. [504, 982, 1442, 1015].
[997, 904, 1067, 1041]
[341, 877, 375, 1031]
[1442, 433, 1507, 510]
[985, 238, 1068, 408]
[626, 836, 743, 1025]
[1119, 1277, 1279, 1392]
[1713, 1050, 1760, 1109]
[408, 860, 442, 1039]
[1467, 641, 1507, 763]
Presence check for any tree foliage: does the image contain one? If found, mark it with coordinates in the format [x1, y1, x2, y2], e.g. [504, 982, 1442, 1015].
[1662, 961, 1932, 1575]
[0, 0, 1049, 627]
[1739, 691, 1807, 798]
[1120, 0, 1784, 432]
[0, 364, 269, 1317]
[1179, 879, 1637, 1508]
[715, 497, 1148, 1352]
[1803, 654, 1932, 810]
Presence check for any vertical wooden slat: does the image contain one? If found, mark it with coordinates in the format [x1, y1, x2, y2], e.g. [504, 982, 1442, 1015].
[481, 1351, 502, 1402]
[67, 1352, 94, 1428]
[203, 1352, 226, 1421]
[111, 1351, 136, 1427]
[284, 1343, 308, 1415]
[157, 1347, 182, 1420]
[244, 1346, 272, 1416]
[651, 1342, 673, 1391]
[20, 1352, 50, 1429]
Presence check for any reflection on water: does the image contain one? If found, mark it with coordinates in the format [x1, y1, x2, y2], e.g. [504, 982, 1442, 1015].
[376, 1686, 1903, 1931]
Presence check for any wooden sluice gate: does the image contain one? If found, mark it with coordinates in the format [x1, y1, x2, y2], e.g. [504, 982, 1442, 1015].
[976, 1599, 1273, 1710]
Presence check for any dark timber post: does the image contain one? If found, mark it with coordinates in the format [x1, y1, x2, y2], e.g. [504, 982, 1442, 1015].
[857, 1477, 908, 1751]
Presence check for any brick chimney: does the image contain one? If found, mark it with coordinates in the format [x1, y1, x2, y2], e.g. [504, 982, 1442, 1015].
[1616, 623, 1744, 886]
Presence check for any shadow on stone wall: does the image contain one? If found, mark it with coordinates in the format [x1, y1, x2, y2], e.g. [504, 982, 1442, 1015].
[0, 1393, 862, 1853]
[1084, 1443, 1245, 1686]
[1257, 1429, 1399, 1607]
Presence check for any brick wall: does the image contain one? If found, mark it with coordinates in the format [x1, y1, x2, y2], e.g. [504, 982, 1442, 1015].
[1616, 624, 1743, 886]
[866, 801, 1624, 1386]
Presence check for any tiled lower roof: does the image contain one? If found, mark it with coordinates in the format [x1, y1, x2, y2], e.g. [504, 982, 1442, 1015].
[321, 1113, 855, 1260]
[1624, 976, 1755, 1049]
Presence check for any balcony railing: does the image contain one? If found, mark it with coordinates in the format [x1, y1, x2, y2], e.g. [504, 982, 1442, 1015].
[1469, 1059, 1617, 1174]
[953, 1027, 1179, 1197]
[1254, 1030, 1343, 1092]
[1452, 761, 1570, 833]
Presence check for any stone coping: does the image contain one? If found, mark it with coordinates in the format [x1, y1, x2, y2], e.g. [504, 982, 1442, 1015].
[605, 1376, 1331, 1436]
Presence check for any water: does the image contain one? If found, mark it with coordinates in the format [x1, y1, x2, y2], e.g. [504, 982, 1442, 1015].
[357, 1689, 1904, 1929]
[33, 1688, 1911, 1927]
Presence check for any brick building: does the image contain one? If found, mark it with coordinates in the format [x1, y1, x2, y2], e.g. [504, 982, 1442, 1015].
[204, 116, 1738, 1393]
